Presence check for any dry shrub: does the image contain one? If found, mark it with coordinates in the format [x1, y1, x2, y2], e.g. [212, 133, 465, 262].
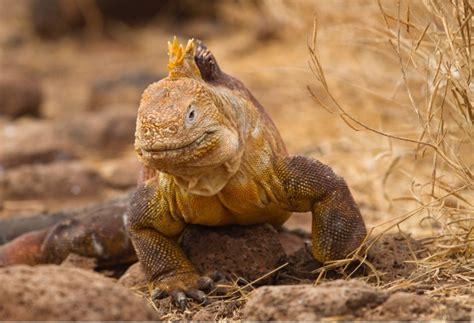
[309, 0, 473, 298]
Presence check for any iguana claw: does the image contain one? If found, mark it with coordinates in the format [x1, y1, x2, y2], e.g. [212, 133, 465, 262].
[171, 290, 188, 310]
[151, 273, 219, 310]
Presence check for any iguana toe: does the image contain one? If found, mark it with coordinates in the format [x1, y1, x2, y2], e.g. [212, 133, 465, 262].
[170, 289, 188, 310]
[151, 288, 168, 301]
[208, 270, 226, 283]
[185, 288, 208, 304]
[151, 272, 220, 310]
[196, 275, 216, 292]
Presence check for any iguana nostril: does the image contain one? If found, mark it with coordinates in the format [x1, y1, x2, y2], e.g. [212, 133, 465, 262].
[141, 122, 179, 140]
[140, 126, 157, 141]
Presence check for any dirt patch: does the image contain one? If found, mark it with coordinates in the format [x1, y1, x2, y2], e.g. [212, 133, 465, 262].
[193, 299, 244, 321]
[118, 261, 146, 289]
[367, 233, 427, 283]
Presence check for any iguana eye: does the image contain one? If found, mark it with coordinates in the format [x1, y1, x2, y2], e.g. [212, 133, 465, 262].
[186, 106, 197, 125]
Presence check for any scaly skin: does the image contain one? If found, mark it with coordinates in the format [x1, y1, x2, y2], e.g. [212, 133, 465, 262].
[0, 199, 136, 268]
[127, 38, 367, 307]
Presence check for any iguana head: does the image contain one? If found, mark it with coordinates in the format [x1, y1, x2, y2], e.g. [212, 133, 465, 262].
[135, 38, 242, 176]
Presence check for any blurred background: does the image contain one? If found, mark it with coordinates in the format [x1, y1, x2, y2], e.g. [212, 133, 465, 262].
[0, 0, 472, 240]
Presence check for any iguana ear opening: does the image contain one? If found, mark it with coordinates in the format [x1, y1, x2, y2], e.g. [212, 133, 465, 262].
[167, 37, 203, 81]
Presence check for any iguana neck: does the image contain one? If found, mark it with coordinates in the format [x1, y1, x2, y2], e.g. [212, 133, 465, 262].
[172, 88, 256, 196]
[173, 150, 243, 196]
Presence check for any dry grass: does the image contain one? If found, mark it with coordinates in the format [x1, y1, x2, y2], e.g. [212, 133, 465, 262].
[308, 0, 473, 303]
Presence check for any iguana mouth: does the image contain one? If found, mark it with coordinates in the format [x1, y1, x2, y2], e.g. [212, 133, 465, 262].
[141, 131, 214, 155]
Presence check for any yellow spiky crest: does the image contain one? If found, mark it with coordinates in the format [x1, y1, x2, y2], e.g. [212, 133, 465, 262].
[167, 36, 202, 80]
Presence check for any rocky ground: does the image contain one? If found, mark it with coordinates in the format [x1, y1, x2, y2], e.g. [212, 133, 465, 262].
[0, 0, 472, 321]
[1, 222, 471, 320]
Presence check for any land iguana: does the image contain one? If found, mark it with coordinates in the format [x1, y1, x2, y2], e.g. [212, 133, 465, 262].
[126, 38, 367, 308]
[0, 39, 366, 308]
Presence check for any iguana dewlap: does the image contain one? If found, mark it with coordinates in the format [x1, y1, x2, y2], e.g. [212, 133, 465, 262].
[127, 38, 367, 307]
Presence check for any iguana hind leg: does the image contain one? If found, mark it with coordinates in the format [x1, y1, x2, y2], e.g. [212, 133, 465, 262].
[274, 155, 367, 262]
[0, 229, 49, 266]
[0, 200, 136, 268]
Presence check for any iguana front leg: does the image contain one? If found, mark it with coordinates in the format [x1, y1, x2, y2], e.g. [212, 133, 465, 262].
[274, 156, 367, 261]
[126, 181, 215, 308]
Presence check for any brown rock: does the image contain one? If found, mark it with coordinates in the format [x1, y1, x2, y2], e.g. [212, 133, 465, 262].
[58, 109, 136, 151]
[0, 265, 157, 320]
[442, 300, 472, 321]
[0, 109, 135, 168]
[119, 224, 288, 288]
[278, 230, 306, 256]
[118, 262, 147, 290]
[0, 120, 77, 168]
[367, 292, 435, 321]
[89, 71, 162, 110]
[0, 66, 42, 118]
[99, 156, 140, 189]
[181, 224, 287, 284]
[2, 161, 104, 199]
[30, 0, 217, 38]
[243, 280, 388, 321]
[60, 253, 97, 270]
[31, 0, 84, 38]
